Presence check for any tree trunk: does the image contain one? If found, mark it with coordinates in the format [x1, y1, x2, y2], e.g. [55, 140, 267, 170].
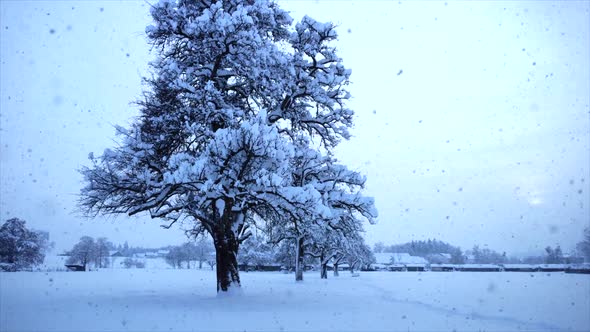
[333, 263, 339, 277]
[210, 203, 245, 293]
[212, 228, 241, 292]
[207, 199, 245, 293]
[321, 263, 328, 279]
[320, 252, 328, 279]
[295, 236, 304, 281]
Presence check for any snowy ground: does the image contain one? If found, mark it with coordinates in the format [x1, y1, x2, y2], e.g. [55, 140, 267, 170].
[1, 269, 589, 331]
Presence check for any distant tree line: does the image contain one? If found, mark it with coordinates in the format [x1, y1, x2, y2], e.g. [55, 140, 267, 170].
[374, 233, 590, 265]
[111, 241, 163, 258]
[466, 245, 508, 264]
[374, 239, 458, 256]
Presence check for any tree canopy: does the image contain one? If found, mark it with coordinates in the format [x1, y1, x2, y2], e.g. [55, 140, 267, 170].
[79, 0, 376, 292]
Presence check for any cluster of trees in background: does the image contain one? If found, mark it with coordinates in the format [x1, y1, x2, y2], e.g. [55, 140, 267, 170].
[467, 245, 511, 264]
[164, 233, 375, 278]
[242, 234, 374, 276]
[65, 236, 169, 270]
[165, 236, 215, 269]
[110, 241, 168, 259]
[66, 236, 114, 270]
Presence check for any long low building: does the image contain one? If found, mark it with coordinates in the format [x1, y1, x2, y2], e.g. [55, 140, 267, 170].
[455, 264, 502, 272]
[565, 264, 590, 274]
[430, 264, 456, 272]
[502, 264, 539, 272]
[372, 253, 428, 271]
[538, 264, 567, 272]
[367, 258, 590, 273]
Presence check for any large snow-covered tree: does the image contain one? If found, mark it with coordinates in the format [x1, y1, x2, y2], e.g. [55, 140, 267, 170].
[0, 218, 47, 272]
[79, 0, 376, 292]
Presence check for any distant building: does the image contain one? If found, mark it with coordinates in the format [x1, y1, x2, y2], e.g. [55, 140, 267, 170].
[426, 253, 452, 264]
[371, 253, 392, 271]
[373, 253, 392, 264]
[455, 264, 501, 272]
[538, 264, 567, 272]
[372, 253, 428, 271]
[501, 264, 538, 272]
[565, 263, 590, 274]
[157, 249, 170, 256]
[405, 264, 426, 272]
[430, 264, 455, 272]
[390, 253, 428, 265]
[109, 250, 124, 257]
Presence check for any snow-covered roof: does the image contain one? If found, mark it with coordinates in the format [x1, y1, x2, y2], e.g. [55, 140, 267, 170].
[458, 264, 501, 268]
[430, 264, 456, 268]
[374, 253, 428, 265]
[538, 264, 567, 269]
[502, 264, 538, 269]
[567, 264, 590, 270]
[391, 253, 428, 264]
[373, 253, 393, 264]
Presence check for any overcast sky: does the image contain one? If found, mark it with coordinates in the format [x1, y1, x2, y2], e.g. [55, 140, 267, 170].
[1, 0, 588, 256]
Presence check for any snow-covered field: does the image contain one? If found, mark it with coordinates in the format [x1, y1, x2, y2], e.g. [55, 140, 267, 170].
[1, 269, 589, 331]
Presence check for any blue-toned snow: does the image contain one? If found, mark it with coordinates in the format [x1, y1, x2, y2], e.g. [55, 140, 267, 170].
[1, 268, 588, 331]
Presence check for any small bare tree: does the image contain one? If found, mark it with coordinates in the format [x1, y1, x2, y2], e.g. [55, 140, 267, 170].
[67, 236, 95, 271]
